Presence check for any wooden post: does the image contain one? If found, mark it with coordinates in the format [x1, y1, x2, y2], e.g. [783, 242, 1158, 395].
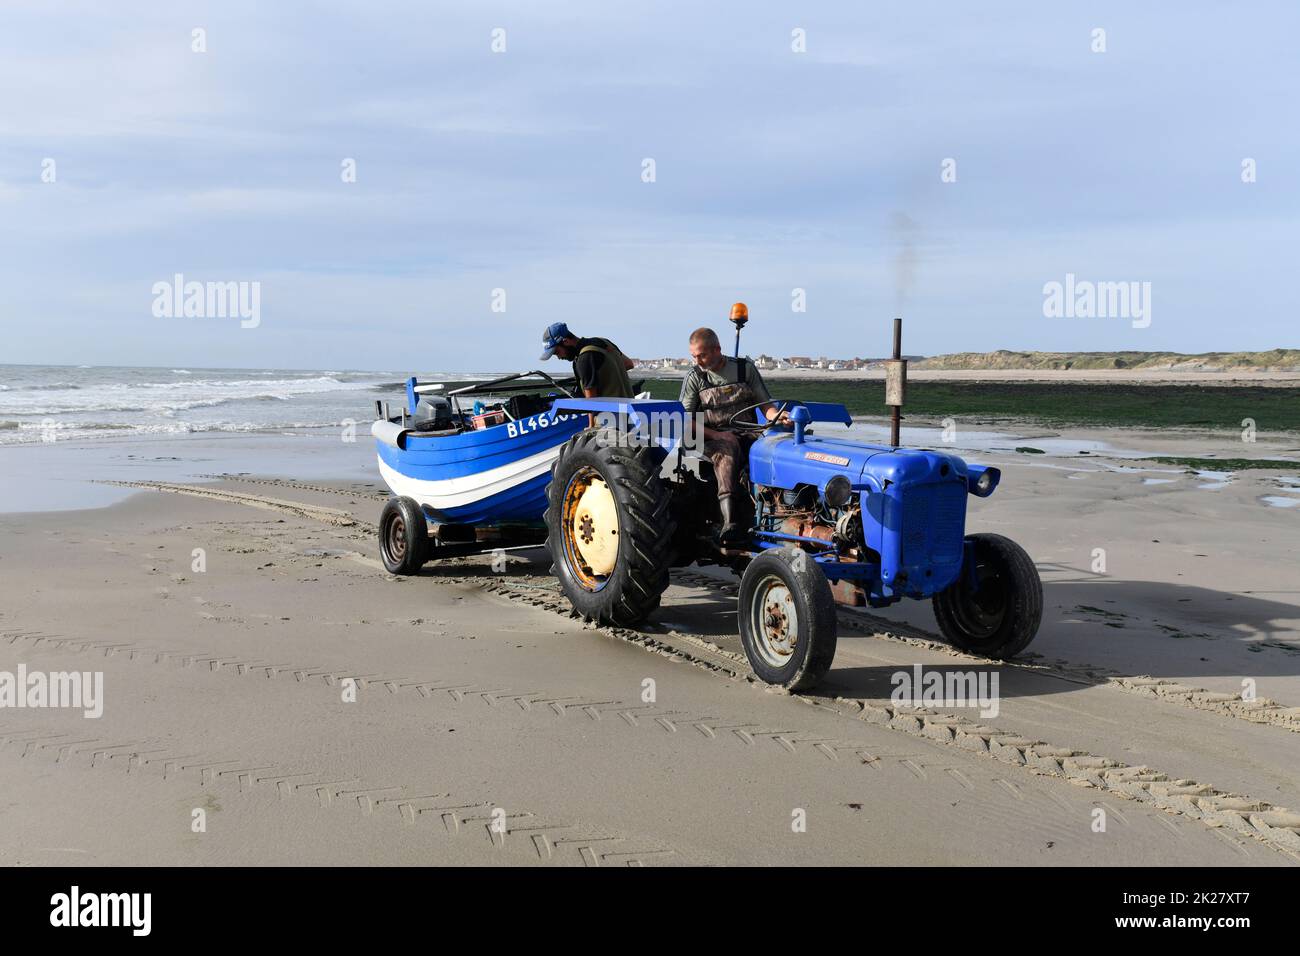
[884, 318, 906, 448]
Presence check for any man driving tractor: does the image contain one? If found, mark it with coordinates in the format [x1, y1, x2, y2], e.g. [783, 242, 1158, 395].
[680, 304, 788, 544]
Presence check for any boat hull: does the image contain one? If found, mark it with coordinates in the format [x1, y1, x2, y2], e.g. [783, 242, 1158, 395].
[375, 412, 585, 525]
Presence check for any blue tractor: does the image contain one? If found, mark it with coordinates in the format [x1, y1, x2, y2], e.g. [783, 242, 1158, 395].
[541, 393, 1042, 690]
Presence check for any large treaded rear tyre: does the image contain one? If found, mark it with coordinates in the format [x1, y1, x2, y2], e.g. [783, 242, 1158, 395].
[545, 429, 676, 627]
[379, 496, 428, 575]
[932, 532, 1042, 659]
[738, 547, 838, 691]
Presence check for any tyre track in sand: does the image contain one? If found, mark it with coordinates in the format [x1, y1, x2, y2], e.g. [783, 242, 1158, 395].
[465, 576, 1300, 859]
[193, 473, 392, 503]
[4, 624, 1296, 861]
[673, 567, 1300, 735]
[0, 730, 680, 867]
[0, 639, 683, 867]
[83, 477, 1300, 860]
[97, 480, 363, 528]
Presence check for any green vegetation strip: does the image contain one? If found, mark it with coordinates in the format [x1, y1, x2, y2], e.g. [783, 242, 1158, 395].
[1142, 457, 1298, 471]
[642, 378, 1300, 432]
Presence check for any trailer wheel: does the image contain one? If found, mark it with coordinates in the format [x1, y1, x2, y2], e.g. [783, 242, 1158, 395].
[545, 429, 675, 627]
[738, 547, 838, 691]
[932, 533, 1042, 658]
[379, 496, 429, 575]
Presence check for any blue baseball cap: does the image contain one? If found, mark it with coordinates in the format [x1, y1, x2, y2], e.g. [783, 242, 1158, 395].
[539, 321, 572, 360]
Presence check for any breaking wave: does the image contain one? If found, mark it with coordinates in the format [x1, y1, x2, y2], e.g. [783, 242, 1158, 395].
[0, 376, 381, 417]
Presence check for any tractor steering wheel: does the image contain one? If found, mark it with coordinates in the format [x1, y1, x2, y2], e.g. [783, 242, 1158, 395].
[726, 400, 793, 431]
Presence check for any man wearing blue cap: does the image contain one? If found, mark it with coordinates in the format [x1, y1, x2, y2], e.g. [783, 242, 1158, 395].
[539, 322, 636, 399]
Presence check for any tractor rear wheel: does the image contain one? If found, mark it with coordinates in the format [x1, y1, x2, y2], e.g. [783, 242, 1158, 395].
[545, 429, 675, 627]
[379, 496, 429, 575]
[738, 547, 838, 691]
[932, 533, 1042, 659]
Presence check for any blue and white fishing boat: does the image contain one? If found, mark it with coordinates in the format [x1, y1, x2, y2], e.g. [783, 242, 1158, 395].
[371, 371, 586, 569]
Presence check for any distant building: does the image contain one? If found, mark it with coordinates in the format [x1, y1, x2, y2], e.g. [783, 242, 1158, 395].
[786, 356, 814, 368]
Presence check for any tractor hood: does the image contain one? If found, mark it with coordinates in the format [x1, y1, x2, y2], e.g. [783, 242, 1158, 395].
[749, 431, 987, 496]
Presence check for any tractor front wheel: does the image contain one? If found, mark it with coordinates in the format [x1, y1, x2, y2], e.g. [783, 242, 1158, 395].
[932, 533, 1042, 659]
[738, 547, 838, 691]
[545, 429, 675, 627]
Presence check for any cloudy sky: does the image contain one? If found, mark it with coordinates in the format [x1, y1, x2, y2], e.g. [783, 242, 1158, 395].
[1, 1, 1296, 371]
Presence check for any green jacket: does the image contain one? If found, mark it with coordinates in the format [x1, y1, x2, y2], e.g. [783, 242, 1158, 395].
[574, 338, 635, 398]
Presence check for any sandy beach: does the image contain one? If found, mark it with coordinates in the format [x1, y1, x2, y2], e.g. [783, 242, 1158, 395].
[1, 419, 1296, 866]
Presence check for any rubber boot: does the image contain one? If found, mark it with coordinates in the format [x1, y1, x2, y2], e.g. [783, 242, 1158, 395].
[718, 495, 747, 547]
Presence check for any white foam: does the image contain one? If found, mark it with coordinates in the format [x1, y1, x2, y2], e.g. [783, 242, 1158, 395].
[0, 376, 380, 417]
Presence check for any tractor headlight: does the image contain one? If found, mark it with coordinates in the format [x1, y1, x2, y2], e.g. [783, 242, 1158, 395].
[968, 466, 1001, 497]
[824, 474, 853, 508]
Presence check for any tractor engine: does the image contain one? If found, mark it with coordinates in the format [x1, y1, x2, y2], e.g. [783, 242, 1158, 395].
[754, 482, 868, 558]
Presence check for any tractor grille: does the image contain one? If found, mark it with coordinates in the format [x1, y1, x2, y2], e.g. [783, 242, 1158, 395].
[901, 481, 966, 567]
[901, 495, 927, 557]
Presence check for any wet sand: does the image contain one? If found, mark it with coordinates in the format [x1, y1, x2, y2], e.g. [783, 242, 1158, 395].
[1, 425, 1297, 865]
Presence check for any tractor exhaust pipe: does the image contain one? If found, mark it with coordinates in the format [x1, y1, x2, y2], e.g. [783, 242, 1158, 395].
[885, 317, 906, 448]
